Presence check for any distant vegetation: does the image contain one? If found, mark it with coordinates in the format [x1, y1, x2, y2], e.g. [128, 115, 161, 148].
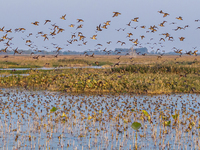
[111, 63, 200, 74]
[0, 47, 194, 56]
[0, 55, 200, 94]
[1, 65, 200, 94]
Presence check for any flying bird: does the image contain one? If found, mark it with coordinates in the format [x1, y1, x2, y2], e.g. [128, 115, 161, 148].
[176, 16, 183, 20]
[114, 61, 120, 67]
[163, 13, 169, 17]
[44, 20, 51, 25]
[76, 24, 83, 30]
[179, 37, 185, 41]
[192, 50, 198, 56]
[127, 33, 133, 37]
[31, 21, 39, 26]
[96, 24, 102, 31]
[91, 35, 97, 40]
[69, 24, 74, 27]
[77, 19, 84, 23]
[0, 26, 4, 32]
[140, 35, 145, 39]
[158, 10, 164, 14]
[127, 21, 131, 26]
[132, 17, 139, 22]
[112, 12, 121, 17]
[60, 14, 66, 20]
[104, 21, 111, 26]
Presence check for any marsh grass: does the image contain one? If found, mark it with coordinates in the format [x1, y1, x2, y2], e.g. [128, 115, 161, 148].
[0, 55, 200, 68]
[0, 67, 200, 94]
[0, 55, 115, 68]
[0, 69, 55, 75]
[0, 61, 18, 65]
[91, 61, 113, 66]
[0, 55, 200, 94]
[112, 64, 200, 74]
[57, 58, 89, 64]
[0, 70, 30, 74]
[52, 58, 90, 67]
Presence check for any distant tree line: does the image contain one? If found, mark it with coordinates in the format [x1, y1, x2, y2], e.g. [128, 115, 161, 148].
[0, 47, 195, 55]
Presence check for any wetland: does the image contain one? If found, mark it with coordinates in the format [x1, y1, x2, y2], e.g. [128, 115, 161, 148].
[0, 88, 200, 149]
[0, 55, 200, 149]
[1, 2, 200, 149]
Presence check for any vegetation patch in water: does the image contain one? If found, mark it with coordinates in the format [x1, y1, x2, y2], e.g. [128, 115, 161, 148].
[0, 67, 199, 94]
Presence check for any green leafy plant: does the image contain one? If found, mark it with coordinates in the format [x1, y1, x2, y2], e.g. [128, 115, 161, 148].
[164, 121, 171, 126]
[172, 114, 179, 120]
[131, 122, 142, 131]
[50, 107, 58, 112]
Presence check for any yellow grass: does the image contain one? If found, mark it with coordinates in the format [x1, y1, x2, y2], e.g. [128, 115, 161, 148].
[0, 55, 199, 68]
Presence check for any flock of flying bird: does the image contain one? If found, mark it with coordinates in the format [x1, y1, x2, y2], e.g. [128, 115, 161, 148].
[0, 10, 200, 62]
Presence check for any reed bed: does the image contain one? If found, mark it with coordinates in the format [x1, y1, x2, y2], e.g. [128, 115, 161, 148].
[0, 65, 200, 94]
[112, 63, 200, 74]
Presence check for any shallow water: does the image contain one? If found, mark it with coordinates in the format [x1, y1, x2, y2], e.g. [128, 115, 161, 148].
[0, 89, 199, 149]
[0, 66, 104, 77]
[0, 66, 103, 71]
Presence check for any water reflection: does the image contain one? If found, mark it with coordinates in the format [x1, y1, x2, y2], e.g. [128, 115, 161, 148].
[0, 66, 103, 71]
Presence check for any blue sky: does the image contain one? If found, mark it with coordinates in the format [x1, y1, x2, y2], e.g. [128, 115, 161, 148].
[0, 0, 200, 53]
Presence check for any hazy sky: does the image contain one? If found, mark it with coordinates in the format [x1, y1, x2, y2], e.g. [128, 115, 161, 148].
[0, 0, 200, 53]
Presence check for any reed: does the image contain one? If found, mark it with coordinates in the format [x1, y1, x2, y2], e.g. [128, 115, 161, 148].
[0, 66, 200, 94]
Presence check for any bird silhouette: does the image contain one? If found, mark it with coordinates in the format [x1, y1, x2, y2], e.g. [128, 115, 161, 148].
[0, 26, 4, 32]
[132, 17, 139, 22]
[114, 61, 120, 67]
[112, 12, 121, 17]
[179, 37, 185, 41]
[60, 14, 66, 20]
[96, 24, 102, 31]
[77, 19, 84, 23]
[31, 21, 39, 26]
[69, 24, 75, 28]
[44, 20, 51, 25]
[163, 13, 169, 17]
[76, 24, 83, 30]
[91, 35, 97, 40]
[176, 16, 183, 20]
[192, 50, 198, 56]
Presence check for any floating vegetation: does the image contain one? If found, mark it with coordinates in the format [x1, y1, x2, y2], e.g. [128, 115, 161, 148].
[50, 106, 58, 112]
[131, 122, 142, 130]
